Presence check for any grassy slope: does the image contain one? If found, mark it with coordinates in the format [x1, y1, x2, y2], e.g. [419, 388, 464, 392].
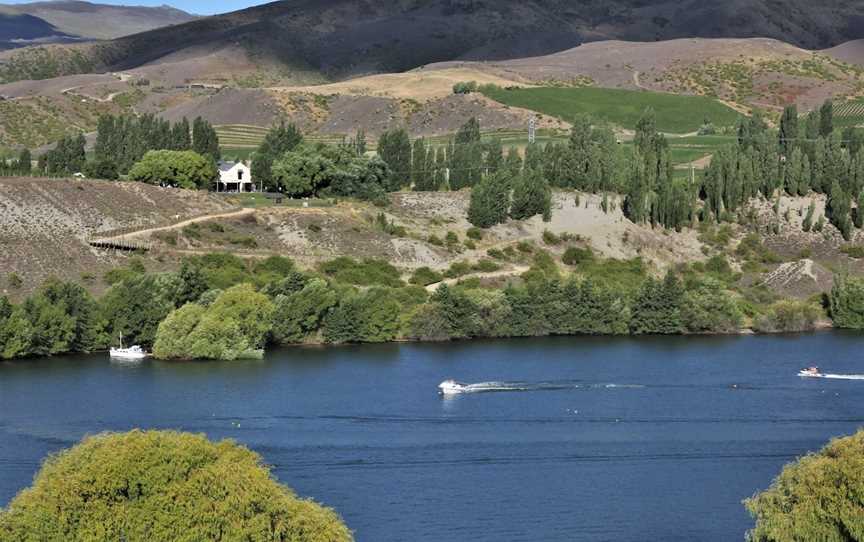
[480, 86, 742, 134]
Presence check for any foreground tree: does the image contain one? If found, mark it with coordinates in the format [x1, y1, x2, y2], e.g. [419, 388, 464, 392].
[745, 429, 864, 542]
[0, 430, 353, 541]
[128, 150, 217, 189]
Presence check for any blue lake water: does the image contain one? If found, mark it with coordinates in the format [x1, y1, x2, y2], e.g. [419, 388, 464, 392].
[1, 332, 863, 541]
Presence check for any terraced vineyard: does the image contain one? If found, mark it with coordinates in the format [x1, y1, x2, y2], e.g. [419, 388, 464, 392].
[217, 124, 354, 159]
[833, 100, 864, 128]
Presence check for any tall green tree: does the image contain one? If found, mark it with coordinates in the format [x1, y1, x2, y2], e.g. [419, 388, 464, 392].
[510, 169, 551, 221]
[377, 128, 411, 191]
[630, 272, 684, 334]
[819, 99, 834, 137]
[191, 117, 220, 161]
[251, 121, 303, 191]
[778, 104, 798, 156]
[468, 171, 511, 228]
[829, 275, 864, 329]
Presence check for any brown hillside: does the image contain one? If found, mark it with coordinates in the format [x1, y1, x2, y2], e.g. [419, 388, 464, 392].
[5, 0, 864, 85]
[427, 38, 864, 110]
[0, 178, 233, 298]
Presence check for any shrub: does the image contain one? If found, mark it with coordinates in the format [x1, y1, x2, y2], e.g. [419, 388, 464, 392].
[452, 81, 478, 94]
[840, 245, 864, 259]
[466, 227, 484, 240]
[472, 260, 501, 273]
[410, 267, 443, 286]
[444, 261, 472, 279]
[228, 235, 258, 249]
[319, 257, 403, 287]
[154, 230, 178, 246]
[745, 429, 864, 542]
[542, 229, 561, 245]
[183, 223, 202, 239]
[428, 234, 444, 246]
[7, 272, 22, 289]
[562, 247, 595, 266]
[516, 241, 534, 253]
[375, 212, 406, 236]
[487, 248, 506, 260]
[753, 301, 821, 333]
[0, 430, 352, 541]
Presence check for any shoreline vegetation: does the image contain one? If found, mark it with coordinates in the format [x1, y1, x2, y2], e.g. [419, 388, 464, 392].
[0, 249, 856, 362]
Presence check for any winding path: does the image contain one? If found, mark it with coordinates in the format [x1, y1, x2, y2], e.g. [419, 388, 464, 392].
[91, 208, 254, 244]
[425, 265, 530, 292]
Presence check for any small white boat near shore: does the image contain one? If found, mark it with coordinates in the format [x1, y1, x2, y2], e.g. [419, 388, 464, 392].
[110, 333, 148, 361]
[110, 345, 148, 361]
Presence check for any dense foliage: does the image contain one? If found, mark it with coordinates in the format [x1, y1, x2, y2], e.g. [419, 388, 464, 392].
[251, 121, 304, 190]
[271, 143, 390, 201]
[828, 275, 864, 329]
[1, 246, 792, 361]
[0, 430, 353, 541]
[128, 150, 218, 189]
[39, 133, 86, 177]
[94, 114, 219, 175]
[745, 429, 864, 542]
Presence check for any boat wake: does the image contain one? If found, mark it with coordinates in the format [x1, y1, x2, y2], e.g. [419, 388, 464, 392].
[808, 373, 864, 381]
[438, 380, 644, 395]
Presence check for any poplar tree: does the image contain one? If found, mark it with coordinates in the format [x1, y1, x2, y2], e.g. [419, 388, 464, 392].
[377, 128, 411, 191]
[819, 99, 834, 137]
[778, 105, 798, 156]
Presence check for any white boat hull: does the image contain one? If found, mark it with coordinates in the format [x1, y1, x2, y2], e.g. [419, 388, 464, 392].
[110, 348, 147, 361]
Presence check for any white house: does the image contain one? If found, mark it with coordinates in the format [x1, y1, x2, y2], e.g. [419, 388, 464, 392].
[216, 161, 254, 192]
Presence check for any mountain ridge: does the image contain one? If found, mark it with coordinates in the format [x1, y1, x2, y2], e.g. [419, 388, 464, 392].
[0, 0, 194, 47]
[5, 0, 864, 85]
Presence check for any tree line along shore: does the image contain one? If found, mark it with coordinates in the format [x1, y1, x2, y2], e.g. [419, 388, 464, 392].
[3, 246, 864, 362]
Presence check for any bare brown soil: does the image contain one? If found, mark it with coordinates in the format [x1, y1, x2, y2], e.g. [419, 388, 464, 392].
[0, 178, 233, 299]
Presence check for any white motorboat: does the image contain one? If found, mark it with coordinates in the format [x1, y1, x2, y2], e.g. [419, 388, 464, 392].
[110, 345, 148, 360]
[798, 366, 822, 377]
[110, 333, 148, 361]
[438, 379, 468, 395]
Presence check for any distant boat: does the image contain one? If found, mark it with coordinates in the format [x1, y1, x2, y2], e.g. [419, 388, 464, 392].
[798, 366, 822, 377]
[438, 379, 468, 395]
[798, 367, 864, 380]
[110, 333, 148, 361]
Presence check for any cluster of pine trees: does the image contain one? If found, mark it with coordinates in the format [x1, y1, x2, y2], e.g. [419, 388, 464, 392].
[95, 114, 220, 175]
[0, 114, 222, 183]
[39, 134, 86, 177]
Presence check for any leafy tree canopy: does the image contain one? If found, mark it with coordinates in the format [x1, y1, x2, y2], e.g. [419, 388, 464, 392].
[0, 430, 352, 542]
[745, 428, 864, 542]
